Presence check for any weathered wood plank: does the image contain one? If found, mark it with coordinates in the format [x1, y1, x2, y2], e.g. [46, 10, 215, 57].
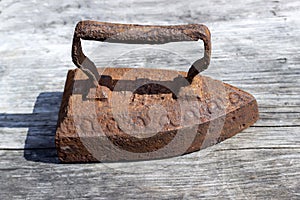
[1, 144, 299, 199]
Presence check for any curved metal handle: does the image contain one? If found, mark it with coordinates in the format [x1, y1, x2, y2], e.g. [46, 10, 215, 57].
[72, 20, 211, 83]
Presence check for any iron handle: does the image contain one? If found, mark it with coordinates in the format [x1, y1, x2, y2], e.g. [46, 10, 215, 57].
[72, 20, 211, 83]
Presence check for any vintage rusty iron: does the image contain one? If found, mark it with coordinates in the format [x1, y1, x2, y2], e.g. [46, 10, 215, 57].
[55, 21, 259, 163]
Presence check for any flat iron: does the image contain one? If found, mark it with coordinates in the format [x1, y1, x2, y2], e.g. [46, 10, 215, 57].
[55, 21, 259, 162]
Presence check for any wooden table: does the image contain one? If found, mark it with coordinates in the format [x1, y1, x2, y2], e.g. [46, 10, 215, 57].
[1, 0, 299, 199]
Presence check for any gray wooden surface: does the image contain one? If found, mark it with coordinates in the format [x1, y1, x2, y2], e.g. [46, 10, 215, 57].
[1, 0, 300, 199]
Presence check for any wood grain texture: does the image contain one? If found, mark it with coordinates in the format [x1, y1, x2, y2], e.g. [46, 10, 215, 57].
[0, 0, 299, 199]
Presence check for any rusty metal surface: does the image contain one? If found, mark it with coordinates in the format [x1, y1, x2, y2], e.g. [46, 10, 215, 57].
[55, 68, 259, 163]
[55, 21, 258, 163]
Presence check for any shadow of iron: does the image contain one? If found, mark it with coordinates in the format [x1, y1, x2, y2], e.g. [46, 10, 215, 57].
[0, 92, 62, 163]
